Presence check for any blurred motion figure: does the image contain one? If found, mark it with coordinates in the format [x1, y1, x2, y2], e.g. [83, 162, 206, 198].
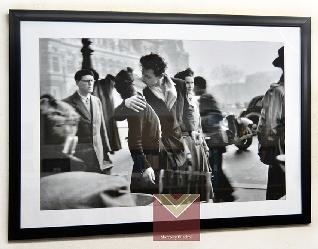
[194, 76, 235, 202]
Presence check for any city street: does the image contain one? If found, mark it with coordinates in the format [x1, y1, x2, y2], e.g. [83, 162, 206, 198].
[223, 137, 268, 202]
[110, 136, 269, 202]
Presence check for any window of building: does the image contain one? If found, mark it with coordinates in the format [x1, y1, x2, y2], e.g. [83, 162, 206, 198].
[52, 57, 60, 72]
[66, 57, 75, 74]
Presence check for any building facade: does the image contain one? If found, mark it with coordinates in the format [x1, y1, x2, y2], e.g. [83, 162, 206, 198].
[40, 38, 189, 100]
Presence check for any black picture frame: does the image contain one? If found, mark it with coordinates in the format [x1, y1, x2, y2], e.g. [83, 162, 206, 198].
[9, 9, 311, 240]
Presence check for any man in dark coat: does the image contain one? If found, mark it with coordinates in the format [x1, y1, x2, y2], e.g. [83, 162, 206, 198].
[257, 46, 285, 200]
[63, 69, 112, 173]
[119, 53, 197, 169]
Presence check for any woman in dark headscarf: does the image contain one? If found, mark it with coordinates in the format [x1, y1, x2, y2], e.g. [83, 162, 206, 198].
[113, 68, 161, 194]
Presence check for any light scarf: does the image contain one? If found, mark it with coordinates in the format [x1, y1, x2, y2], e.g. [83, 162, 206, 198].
[149, 74, 177, 111]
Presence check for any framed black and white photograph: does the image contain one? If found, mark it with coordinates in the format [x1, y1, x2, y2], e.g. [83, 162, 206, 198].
[9, 10, 311, 240]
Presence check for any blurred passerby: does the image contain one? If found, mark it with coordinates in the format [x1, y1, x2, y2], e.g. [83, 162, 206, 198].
[40, 94, 86, 175]
[194, 76, 235, 202]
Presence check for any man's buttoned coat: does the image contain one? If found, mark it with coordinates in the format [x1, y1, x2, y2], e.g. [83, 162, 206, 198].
[64, 92, 110, 170]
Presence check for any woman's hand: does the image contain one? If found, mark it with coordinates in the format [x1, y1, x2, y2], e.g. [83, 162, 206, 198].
[142, 167, 156, 184]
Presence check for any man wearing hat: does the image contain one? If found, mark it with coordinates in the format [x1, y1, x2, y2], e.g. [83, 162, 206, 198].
[257, 46, 285, 200]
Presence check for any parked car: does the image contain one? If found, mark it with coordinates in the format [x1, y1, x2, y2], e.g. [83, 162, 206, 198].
[239, 95, 264, 127]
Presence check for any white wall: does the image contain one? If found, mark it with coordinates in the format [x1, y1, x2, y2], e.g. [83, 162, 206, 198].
[0, 0, 317, 248]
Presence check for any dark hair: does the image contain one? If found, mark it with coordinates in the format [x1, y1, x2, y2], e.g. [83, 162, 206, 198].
[140, 53, 167, 77]
[194, 76, 207, 90]
[74, 69, 94, 81]
[114, 67, 135, 99]
[174, 68, 194, 80]
[90, 69, 99, 81]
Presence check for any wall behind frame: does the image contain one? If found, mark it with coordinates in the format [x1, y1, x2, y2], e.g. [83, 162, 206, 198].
[0, 0, 317, 248]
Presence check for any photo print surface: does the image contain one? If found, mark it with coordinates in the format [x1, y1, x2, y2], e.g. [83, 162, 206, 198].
[39, 38, 285, 210]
